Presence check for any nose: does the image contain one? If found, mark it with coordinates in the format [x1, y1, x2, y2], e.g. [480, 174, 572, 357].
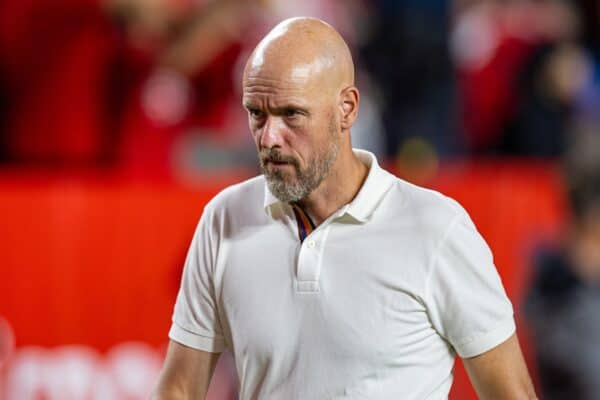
[259, 116, 286, 149]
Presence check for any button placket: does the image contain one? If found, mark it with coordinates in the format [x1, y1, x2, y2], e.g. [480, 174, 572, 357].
[296, 234, 320, 292]
[293, 205, 345, 293]
[296, 222, 337, 293]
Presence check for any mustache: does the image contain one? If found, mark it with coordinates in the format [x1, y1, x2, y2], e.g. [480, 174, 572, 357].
[259, 149, 299, 167]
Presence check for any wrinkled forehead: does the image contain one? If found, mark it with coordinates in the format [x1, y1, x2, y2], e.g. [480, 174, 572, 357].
[243, 61, 342, 113]
[243, 57, 334, 94]
[242, 73, 328, 111]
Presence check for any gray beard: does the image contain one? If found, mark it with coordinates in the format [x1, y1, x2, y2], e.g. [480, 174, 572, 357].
[262, 140, 339, 203]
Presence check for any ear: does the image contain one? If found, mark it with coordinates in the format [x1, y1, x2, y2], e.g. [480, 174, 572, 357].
[339, 86, 360, 131]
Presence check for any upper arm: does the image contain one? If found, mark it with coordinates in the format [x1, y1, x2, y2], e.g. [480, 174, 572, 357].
[426, 213, 516, 357]
[463, 333, 537, 400]
[151, 340, 221, 400]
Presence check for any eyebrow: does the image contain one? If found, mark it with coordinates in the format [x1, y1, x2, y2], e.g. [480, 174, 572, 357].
[243, 102, 310, 114]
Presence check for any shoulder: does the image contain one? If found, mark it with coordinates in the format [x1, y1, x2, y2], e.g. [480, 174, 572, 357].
[384, 176, 470, 235]
[203, 175, 266, 216]
[197, 175, 269, 238]
[395, 178, 464, 213]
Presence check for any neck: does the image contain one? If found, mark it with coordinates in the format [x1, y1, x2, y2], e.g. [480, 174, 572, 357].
[297, 145, 368, 226]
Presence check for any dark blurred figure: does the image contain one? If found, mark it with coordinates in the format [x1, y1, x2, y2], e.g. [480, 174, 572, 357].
[577, 0, 600, 57]
[501, 41, 592, 156]
[359, 0, 457, 160]
[525, 121, 600, 399]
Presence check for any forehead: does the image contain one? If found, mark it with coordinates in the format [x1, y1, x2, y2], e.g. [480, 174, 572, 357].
[242, 68, 322, 106]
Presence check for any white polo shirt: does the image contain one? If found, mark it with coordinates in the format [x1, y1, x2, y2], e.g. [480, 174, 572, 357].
[169, 149, 515, 400]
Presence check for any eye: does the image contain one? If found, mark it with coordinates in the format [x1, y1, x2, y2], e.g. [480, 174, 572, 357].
[283, 108, 300, 118]
[248, 108, 264, 119]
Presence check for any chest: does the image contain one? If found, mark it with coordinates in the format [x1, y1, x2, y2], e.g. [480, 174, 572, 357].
[216, 220, 440, 366]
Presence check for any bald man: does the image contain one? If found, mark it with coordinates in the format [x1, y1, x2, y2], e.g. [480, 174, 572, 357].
[152, 18, 537, 400]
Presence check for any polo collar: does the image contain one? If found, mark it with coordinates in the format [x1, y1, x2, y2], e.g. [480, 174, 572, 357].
[263, 180, 281, 216]
[263, 149, 395, 222]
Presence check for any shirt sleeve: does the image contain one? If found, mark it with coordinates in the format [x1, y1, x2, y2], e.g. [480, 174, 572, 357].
[169, 206, 225, 353]
[425, 212, 515, 358]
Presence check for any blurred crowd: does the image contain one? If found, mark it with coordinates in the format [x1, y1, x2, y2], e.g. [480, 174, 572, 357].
[0, 0, 363, 178]
[1, 1, 600, 398]
[0, 0, 598, 176]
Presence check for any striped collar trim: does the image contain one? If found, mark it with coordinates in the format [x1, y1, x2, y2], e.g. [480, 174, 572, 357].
[291, 203, 315, 242]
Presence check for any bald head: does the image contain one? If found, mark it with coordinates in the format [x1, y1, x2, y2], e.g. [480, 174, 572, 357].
[243, 17, 355, 93]
[242, 18, 361, 204]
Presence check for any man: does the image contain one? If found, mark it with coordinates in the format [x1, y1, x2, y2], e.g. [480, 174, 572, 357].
[152, 17, 537, 399]
[525, 124, 600, 399]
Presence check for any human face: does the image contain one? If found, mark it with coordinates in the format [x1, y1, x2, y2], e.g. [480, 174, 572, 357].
[243, 76, 340, 203]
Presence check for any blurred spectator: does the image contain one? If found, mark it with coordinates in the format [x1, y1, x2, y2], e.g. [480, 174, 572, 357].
[359, 0, 456, 161]
[452, 0, 581, 156]
[525, 120, 600, 399]
[0, 0, 125, 165]
[113, 0, 265, 177]
[0, 0, 266, 171]
[502, 42, 593, 156]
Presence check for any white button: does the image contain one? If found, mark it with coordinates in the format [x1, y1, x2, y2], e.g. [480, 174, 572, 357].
[307, 240, 316, 248]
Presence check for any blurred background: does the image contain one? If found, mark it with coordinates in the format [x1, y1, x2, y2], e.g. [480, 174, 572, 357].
[0, 0, 599, 398]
